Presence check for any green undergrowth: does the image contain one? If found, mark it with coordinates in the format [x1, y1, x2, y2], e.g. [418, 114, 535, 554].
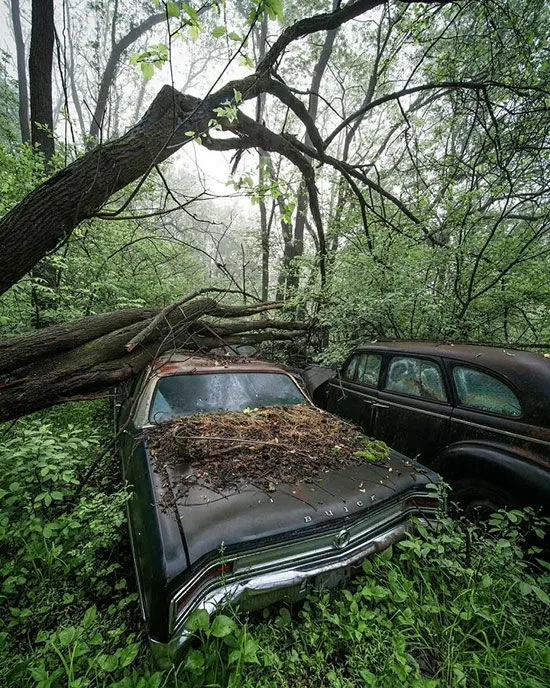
[1, 403, 549, 687]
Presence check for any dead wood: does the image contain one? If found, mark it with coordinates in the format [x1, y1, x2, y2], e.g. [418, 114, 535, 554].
[0, 293, 310, 422]
[145, 404, 379, 494]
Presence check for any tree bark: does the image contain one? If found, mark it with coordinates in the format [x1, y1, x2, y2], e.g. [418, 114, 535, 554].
[0, 295, 309, 421]
[29, 0, 55, 161]
[10, 0, 30, 143]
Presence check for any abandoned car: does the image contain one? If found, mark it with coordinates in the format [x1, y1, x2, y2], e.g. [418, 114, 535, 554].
[310, 341, 550, 517]
[115, 353, 439, 665]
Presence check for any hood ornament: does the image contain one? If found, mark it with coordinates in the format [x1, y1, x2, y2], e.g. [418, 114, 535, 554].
[333, 529, 350, 549]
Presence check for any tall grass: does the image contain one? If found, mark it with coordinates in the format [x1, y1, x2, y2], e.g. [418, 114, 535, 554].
[1, 403, 548, 687]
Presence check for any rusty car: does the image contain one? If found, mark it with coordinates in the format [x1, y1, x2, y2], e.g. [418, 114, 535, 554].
[115, 352, 439, 665]
[309, 341, 550, 518]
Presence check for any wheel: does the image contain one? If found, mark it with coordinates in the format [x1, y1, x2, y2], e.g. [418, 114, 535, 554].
[451, 478, 512, 521]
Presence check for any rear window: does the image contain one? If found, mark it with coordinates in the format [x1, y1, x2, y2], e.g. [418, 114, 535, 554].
[452, 366, 521, 417]
[149, 372, 306, 422]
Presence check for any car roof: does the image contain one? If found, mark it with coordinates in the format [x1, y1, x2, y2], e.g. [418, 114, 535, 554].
[355, 341, 550, 424]
[150, 351, 291, 377]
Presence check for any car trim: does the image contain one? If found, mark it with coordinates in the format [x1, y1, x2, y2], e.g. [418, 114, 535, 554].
[451, 416, 550, 449]
[168, 492, 436, 633]
[368, 395, 451, 421]
[327, 382, 377, 401]
[150, 512, 434, 667]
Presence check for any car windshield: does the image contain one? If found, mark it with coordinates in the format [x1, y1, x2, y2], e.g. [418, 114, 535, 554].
[149, 372, 306, 422]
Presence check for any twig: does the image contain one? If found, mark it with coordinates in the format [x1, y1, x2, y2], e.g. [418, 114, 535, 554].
[125, 288, 252, 352]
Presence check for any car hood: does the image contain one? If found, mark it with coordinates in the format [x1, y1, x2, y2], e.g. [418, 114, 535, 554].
[161, 451, 437, 568]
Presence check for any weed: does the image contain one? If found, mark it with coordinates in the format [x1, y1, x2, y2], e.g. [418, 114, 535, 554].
[1, 404, 548, 687]
[354, 438, 391, 464]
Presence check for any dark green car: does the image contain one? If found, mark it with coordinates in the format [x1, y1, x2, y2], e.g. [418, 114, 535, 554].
[116, 352, 440, 666]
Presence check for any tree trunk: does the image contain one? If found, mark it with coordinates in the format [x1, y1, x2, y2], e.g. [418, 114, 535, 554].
[10, 0, 30, 143]
[0, 294, 309, 421]
[0, 80, 261, 295]
[65, 0, 87, 143]
[282, 0, 339, 294]
[29, 0, 55, 161]
[256, 14, 270, 302]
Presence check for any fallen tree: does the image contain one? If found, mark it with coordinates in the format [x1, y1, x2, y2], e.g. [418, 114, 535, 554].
[0, 292, 310, 422]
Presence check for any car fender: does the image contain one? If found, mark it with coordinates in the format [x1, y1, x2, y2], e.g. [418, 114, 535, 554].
[433, 442, 550, 508]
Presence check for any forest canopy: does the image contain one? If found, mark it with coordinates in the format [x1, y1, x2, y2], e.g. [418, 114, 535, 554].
[0, 0, 548, 418]
[0, 4, 549, 687]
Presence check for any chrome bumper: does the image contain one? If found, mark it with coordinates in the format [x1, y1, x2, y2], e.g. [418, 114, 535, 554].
[150, 518, 425, 667]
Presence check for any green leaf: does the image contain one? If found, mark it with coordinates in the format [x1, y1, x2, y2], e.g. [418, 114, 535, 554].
[242, 637, 259, 664]
[519, 581, 532, 595]
[184, 648, 205, 670]
[185, 608, 209, 632]
[97, 653, 119, 672]
[210, 614, 236, 638]
[140, 62, 155, 81]
[166, 1, 180, 17]
[211, 26, 226, 37]
[58, 627, 77, 647]
[265, 0, 283, 21]
[183, 2, 199, 22]
[481, 574, 492, 589]
[82, 605, 97, 628]
[228, 32, 241, 42]
[531, 585, 550, 606]
[118, 642, 140, 668]
[239, 54, 254, 69]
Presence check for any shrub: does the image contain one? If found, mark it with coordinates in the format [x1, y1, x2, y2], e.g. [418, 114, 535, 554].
[1, 405, 548, 687]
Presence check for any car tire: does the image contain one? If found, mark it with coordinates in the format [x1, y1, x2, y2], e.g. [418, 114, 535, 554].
[451, 478, 512, 521]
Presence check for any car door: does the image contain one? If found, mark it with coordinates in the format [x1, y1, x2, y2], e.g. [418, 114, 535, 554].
[326, 351, 382, 434]
[445, 361, 531, 449]
[372, 354, 452, 462]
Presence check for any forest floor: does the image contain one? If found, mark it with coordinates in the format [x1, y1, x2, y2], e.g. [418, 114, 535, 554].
[0, 401, 549, 688]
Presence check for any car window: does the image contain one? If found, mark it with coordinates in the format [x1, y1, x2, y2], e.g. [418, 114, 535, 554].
[356, 354, 382, 387]
[343, 353, 382, 387]
[452, 366, 521, 417]
[343, 355, 359, 380]
[385, 357, 447, 402]
[149, 372, 306, 422]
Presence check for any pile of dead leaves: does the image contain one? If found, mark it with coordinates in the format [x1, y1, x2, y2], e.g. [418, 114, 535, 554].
[145, 404, 384, 492]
